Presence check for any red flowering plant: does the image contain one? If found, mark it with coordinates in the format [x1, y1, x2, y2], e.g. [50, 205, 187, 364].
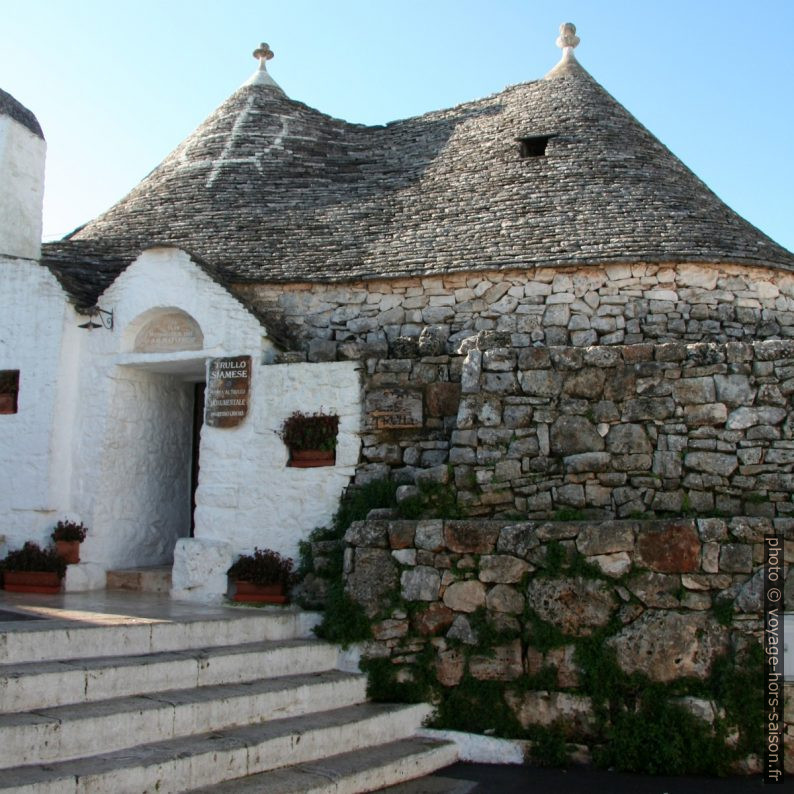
[279, 411, 339, 452]
[227, 548, 298, 590]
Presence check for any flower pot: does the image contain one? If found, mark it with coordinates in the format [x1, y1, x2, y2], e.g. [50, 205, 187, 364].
[55, 540, 81, 564]
[3, 571, 62, 594]
[288, 449, 335, 468]
[232, 581, 289, 603]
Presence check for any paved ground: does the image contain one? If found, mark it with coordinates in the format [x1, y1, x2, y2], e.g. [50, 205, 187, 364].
[429, 763, 789, 793]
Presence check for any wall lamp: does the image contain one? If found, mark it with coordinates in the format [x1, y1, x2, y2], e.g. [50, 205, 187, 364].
[77, 306, 114, 331]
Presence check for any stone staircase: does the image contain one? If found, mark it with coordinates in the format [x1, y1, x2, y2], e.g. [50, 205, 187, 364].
[0, 607, 457, 792]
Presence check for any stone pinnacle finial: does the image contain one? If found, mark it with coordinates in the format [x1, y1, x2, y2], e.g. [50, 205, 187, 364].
[556, 22, 580, 51]
[253, 42, 274, 68]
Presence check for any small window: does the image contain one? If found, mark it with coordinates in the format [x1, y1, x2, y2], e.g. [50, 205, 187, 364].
[517, 134, 556, 158]
[0, 370, 19, 414]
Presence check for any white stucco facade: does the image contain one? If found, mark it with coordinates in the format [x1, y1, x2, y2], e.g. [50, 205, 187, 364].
[0, 239, 362, 601]
[0, 259, 75, 553]
[0, 114, 45, 261]
[173, 359, 362, 603]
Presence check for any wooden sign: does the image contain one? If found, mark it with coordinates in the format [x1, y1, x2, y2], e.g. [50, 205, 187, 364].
[366, 388, 423, 430]
[205, 356, 251, 428]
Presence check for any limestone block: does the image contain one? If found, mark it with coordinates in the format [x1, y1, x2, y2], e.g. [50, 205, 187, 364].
[388, 521, 417, 549]
[506, 691, 596, 736]
[636, 521, 700, 573]
[469, 640, 523, 681]
[478, 555, 530, 583]
[412, 603, 455, 636]
[564, 452, 611, 473]
[518, 369, 562, 397]
[346, 548, 399, 617]
[719, 544, 754, 573]
[436, 648, 466, 686]
[170, 538, 235, 603]
[443, 580, 487, 612]
[590, 552, 632, 577]
[608, 610, 729, 682]
[446, 614, 478, 644]
[576, 522, 634, 556]
[673, 377, 716, 405]
[684, 403, 728, 426]
[685, 451, 738, 478]
[415, 520, 445, 552]
[401, 566, 441, 601]
[345, 521, 389, 548]
[445, 522, 500, 553]
[63, 563, 106, 592]
[713, 374, 753, 407]
[627, 571, 680, 608]
[562, 368, 606, 399]
[526, 576, 616, 636]
[486, 584, 525, 614]
[550, 416, 604, 456]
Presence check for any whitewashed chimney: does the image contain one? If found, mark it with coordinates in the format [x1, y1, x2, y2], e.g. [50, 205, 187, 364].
[0, 89, 46, 260]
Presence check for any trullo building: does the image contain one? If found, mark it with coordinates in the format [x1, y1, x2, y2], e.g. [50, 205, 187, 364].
[1, 25, 792, 603]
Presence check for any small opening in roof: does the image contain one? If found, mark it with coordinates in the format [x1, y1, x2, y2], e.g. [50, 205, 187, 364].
[517, 134, 556, 158]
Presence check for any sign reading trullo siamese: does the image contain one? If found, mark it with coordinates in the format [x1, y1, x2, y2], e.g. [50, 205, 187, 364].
[205, 356, 251, 428]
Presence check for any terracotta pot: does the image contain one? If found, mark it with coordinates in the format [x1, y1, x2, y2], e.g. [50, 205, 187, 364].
[232, 581, 289, 604]
[55, 540, 81, 564]
[288, 449, 335, 468]
[3, 570, 62, 594]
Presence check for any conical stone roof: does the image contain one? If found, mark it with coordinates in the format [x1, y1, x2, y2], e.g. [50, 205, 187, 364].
[44, 42, 794, 307]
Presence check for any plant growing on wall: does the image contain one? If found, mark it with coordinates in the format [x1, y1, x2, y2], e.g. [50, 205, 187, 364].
[280, 410, 340, 467]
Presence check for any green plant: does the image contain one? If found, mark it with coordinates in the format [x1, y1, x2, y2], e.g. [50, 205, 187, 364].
[1, 542, 66, 577]
[396, 480, 464, 520]
[431, 676, 525, 739]
[594, 690, 729, 775]
[51, 520, 87, 543]
[227, 548, 298, 589]
[712, 598, 734, 627]
[553, 507, 586, 521]
[529, 722, 570, 767]
[542, 540, 567, 575]
[313, 581, 372, 646]
[280, 410, 339, 451]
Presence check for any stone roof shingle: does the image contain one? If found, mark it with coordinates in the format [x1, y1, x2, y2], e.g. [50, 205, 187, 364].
[43, 53, 794, 307]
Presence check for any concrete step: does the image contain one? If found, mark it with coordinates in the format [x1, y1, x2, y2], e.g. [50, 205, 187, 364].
[0, 702, 435, 794]
[0, 608, 321, 665]
[107, 566, 172, 593]
[193, 737, 460, 793]
[0, 638, 339, 713]
[0, 669, 368, 766]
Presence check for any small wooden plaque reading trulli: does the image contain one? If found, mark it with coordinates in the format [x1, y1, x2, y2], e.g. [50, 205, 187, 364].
[205, 356, 251, 428]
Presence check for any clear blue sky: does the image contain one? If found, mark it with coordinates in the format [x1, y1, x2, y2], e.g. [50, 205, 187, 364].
[2, 0, 792, 251]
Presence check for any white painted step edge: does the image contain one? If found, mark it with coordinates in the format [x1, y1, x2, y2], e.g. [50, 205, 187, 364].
[193, 737, 460, 793]
[0, 702, 434, 794]
[0, 670, 368, 767]
[0, 639, 339, 713]
[0, 610, 322, 665]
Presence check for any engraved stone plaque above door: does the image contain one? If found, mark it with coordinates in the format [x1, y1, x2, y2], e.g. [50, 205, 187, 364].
[133, 310, 204, 353]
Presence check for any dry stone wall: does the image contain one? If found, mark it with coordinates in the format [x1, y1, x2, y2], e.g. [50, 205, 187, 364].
[343, 515, 787, 770]
[235, 262, 794, 359]
[352, 336, 794, 520]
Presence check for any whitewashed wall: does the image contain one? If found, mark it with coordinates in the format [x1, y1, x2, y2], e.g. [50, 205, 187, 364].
[172, 360, 362, 603]
[71, 247, 273, 578]
[0, 260, 74, 552]
[0, 114, 45, 261]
